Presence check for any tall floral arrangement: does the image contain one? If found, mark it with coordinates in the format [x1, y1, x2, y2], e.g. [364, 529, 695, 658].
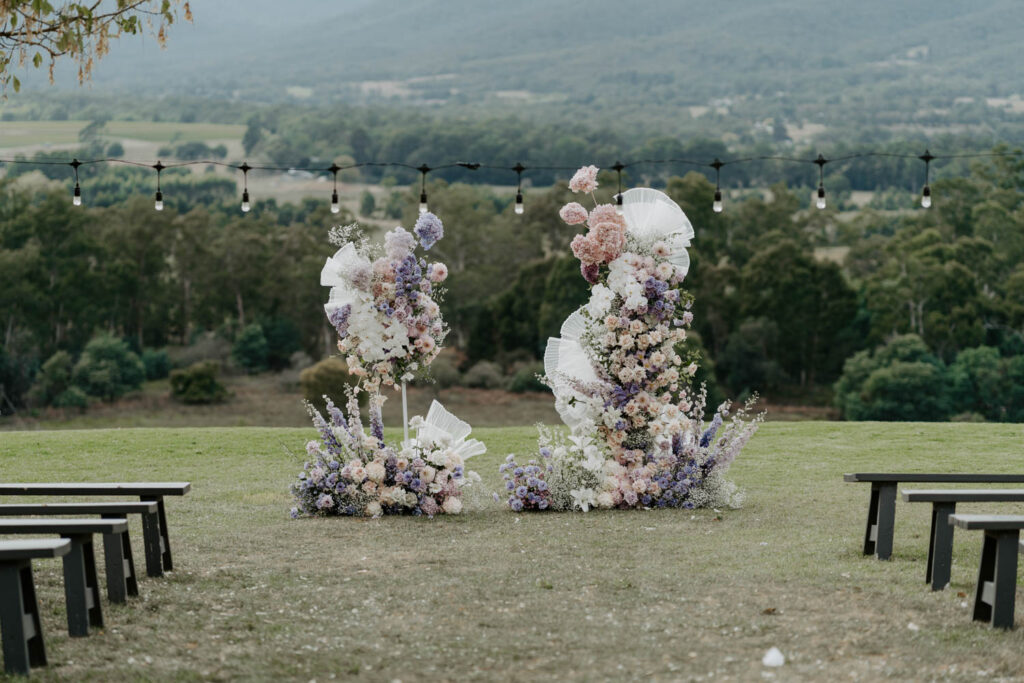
[501, 167, 762, 512]
[321, 213, 449, 393]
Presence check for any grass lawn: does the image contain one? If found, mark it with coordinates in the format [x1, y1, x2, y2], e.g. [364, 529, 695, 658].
[0, 120, 245, 148]
[2, 422, 1024, 680]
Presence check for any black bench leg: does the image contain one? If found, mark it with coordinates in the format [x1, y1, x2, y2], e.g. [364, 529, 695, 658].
[61, 535, 104, 636]
[1, 560, 47, 675]
[972, 530, 1020, 628]
[863, 482, 897, 560]
[143, 495, 174, 572]
[101, 514, 139, 599]
[926, 501, 956, 590]
[141, 509, 164, 578]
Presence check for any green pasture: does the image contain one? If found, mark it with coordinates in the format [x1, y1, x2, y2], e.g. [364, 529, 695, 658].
[1, 422, 1023, 680]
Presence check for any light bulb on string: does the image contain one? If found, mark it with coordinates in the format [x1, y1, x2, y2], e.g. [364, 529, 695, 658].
[919, 150, 935, 209]
[328, 163, 341, 214]
[239, 162, 252, 213]
[153, 161, 165, 211]
[612, 161, 625, 215]
[513, 162, 526, 215]
[710, 158, 724, 213]
[417, 164, 431, 214]
[69, 158, 82, 206]
[813, 153, 828, 210]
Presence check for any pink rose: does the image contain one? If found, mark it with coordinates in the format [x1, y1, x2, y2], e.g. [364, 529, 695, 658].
[569, 165, 599, 194]
[559, 202, 589, 225]
[429, 263, 448, 282]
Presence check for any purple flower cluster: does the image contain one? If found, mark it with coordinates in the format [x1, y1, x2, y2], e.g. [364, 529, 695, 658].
[499, 453, 552, 511]
[414, 212, 444, 250]
[328, 304, 352, 339]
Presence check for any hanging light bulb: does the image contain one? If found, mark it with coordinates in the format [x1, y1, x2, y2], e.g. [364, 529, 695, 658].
[813, 154, 828, 210]
[514, 191, 524, 214]
[919, 150, 935, 209]
[328, 163, 341, 214]
[921, 184, 932, 208]
[613, 162, 625, 215]
[418, 191, 428, 214]
[709, 159, 726, 213]
[70, 158, 82, 206]
[239, 162, 252, 213]
[153, 161, 165, 211]
[816, 185, 826, 210]
[417, 164, 430, 214]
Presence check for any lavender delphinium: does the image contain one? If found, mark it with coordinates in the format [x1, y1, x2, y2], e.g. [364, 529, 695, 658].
[414, 212, 444, 250]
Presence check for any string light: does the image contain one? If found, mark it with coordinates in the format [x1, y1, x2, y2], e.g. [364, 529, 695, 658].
[153, 161, 165, 211]
[417, 164, 431, 214]
[612, 161, 625, 215]
[328, 163, 341, 214]
[239, 162, 251, 213]
[710, 158, 724, 213]
[3, 148, 1021, 217]
[919, 149, 934, 208]
[814, 153, 828, 210]
[69, 158, 82, 206]
[513, 162, 525, 215]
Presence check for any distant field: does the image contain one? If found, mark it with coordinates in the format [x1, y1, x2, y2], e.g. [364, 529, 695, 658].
[0, 120, 245, 149]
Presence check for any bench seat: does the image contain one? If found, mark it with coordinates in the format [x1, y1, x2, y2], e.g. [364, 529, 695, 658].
[948, 514, 1024, 629]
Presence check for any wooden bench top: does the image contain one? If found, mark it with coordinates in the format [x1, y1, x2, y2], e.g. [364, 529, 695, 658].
[845, 473, 1024, 484]
[950, 514, 1024, 531]
[902, 489, 1024, 503]
[0, 482, 191, 496]
[0, 538, 72, 561]
[0, 502, 159, 515]
[0, 518, 128, 534]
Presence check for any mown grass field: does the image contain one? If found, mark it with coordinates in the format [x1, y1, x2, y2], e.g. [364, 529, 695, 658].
[1, 422, 1024, 681]
[0, 121, 245, 148]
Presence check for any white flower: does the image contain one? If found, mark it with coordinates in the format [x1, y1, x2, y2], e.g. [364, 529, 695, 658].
[442, 497, 463, 514]
[365, 501, 382, 517]
[596, 491, 615, 508]
[587, 284, 614, 317]
[409, 415, 425, 429]
[570, 488, 597, 512]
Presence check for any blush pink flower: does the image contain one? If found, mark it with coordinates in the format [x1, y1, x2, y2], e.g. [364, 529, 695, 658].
[587, 204, 621, 227]
[569, 165, 599, 193]
[429, 263, 448, 282]
[591, 221, 627, 262]
[559, 202, 589, 225]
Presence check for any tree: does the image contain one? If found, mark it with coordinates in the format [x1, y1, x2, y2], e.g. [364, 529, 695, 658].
[1, 1, 191, 93]
[359, 190, 375, 217]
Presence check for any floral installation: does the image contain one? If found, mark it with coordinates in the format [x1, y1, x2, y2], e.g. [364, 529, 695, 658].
[500, 167, 763, 512]
[291, 392, 485, 518]
[320, 214, 449, 393]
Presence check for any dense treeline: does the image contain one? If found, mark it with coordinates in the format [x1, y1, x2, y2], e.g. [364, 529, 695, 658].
[2, 151, 1023, 420]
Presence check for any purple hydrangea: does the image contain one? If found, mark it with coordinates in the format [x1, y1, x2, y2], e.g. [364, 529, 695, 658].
[328, 304, 352, 338]
[414, 212, 444, 250]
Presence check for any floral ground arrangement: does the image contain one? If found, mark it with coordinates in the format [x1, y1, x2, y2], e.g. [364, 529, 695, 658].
[503, 167, 763, 513]
[7, 424, 1024, 680]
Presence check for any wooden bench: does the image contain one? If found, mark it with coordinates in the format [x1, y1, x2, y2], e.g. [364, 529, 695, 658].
[0, 482, 191, 574]
[844, 473, 1024, 560]
[902, 489, 1024, 591]
[0, 518, 128, 637]
[949, 514, 1024, 629]
[0, 539, 71, 676]
[0, 502, 161, 598]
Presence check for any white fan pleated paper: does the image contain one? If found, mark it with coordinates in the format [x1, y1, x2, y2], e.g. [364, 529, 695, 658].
[544, 310, 601, 429]
[621, 187, 694, 275]
[415, 400, 487, 460]
[320, 243, 371, 316]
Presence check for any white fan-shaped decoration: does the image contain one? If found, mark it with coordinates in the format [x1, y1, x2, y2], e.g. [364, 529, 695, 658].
[621, 187, 694, 246]
[320, 243, 367, 287]
[544, 326, 601, 429]
[559, 310, 589, 343]
[415, 400, 487, 459]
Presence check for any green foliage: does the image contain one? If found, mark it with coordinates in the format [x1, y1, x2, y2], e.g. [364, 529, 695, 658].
[360, 190, 376, 217]
[71, 335, 145, 402]
[52, 386, 88, 411]
[141, 348, 172, 380]
[508, 363, 546, 393]
[462, 361, 505, 389]
[717, 318, 786, 397]
[427, 353, 462, 389]
[299, 357, 358, 415]
[261, 318, 302, 372]
[232, 324, 269, 374]
[106, 141, 125, 157]
[169, 361, 228, 405]
[949, 347, 1008, 421]
[28, 350, 74, 407]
